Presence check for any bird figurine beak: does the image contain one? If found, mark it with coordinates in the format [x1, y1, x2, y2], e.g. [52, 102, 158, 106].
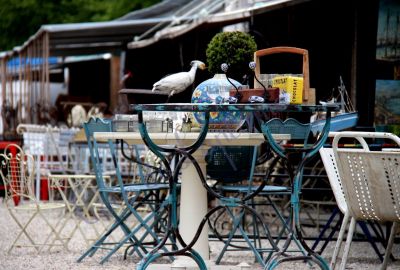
[199, 63, 207, 70]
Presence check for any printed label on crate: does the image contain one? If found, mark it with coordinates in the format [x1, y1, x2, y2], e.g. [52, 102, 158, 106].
[272, 76, 303, 104]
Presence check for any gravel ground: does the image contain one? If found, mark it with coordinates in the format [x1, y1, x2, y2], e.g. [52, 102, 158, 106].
[1, 200, 399, 270]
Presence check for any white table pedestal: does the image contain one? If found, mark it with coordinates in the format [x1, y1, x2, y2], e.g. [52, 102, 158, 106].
[173, 147, 211, 268]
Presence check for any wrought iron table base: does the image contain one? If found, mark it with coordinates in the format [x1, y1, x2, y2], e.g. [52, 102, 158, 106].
[130, 103, 337, 269]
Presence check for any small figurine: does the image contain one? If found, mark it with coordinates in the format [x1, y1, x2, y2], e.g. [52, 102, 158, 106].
[152, 60, 206, 102]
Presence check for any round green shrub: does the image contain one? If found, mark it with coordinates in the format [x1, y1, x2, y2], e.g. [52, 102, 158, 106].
[206, 31, 257, 80]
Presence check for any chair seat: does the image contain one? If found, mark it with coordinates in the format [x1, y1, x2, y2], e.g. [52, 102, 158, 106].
[14, 202, 66, 211]
[102, 183, 170, 193]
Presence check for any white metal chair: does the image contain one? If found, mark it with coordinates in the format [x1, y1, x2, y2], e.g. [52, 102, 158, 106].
[0, 144, 66, 253]
[48, 173, 116, 248]
[330, 131, 400, 270]
[17, 124, 80, 199]
[319, 145, 384, 268]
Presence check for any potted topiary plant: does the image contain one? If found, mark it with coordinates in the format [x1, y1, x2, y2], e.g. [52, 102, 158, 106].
[204, 31, 280, 104]
[206, 31, 257, 81]
[191, 31, 257, 130]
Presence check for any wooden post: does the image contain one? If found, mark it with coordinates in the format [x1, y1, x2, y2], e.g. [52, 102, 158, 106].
[109, 54, 121, 112]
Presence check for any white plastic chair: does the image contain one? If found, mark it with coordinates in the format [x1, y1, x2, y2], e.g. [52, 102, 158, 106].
[330, 131, 400, 270]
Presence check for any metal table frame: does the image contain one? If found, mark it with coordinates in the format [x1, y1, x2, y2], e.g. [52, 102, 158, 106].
[129, 103, 338, 270]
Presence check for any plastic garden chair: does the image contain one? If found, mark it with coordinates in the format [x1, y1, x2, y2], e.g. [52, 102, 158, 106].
[0, 143, 66, 253]
[331, 131, 400, 270]
[77, 117, 171, 264]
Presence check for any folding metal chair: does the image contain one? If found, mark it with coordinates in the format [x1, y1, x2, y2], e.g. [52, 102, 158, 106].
[77, 117, 172, 264]
[261, 117, 334, 268]
[48, 173, 115, 248]
[0, 143, 66, 253]
[331, 131, 400, 270]
[207, 145, 288, 266]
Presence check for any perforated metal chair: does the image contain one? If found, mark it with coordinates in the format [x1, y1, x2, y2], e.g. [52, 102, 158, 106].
[77, 117, 172, 264]
[318, 144, 391, 269]
[331, 131, 400, 270]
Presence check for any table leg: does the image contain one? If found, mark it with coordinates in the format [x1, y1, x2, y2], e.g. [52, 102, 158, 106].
[175, 148, 210, 265]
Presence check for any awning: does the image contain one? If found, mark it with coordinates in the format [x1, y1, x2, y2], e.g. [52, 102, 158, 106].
[0, 0, 310, 58]
[128, 0, 309, 49]
[7, 56, 60, 69]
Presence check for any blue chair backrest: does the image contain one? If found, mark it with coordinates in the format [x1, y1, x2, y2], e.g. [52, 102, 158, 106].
[83, 117, 113, 189]
[264, 118, 311, 144]
[205, 146, 255, 184]
[84, 117, 113, 137]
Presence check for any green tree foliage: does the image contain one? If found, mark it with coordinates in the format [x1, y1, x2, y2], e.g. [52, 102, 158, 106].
[0, 0, 160, 51]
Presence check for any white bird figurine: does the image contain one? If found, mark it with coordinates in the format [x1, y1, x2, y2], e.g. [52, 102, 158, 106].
[152, 60, 206, 101]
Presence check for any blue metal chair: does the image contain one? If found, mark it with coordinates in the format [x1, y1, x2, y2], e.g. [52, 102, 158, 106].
[206, 145, 289, 266]
[261, 117, 335, 269]
[77, 117, 172, 264]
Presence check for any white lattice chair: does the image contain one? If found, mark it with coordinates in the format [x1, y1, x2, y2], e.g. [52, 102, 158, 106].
[331, 131, 400, 270]
[0, 144, 66, 253]
[17, 124, 80, 199]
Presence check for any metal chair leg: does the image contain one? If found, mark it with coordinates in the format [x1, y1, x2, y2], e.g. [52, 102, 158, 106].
[330, 212, 350, 270]
[338, 217, 356, 270]
[380, 222, 398, 270]
[311, 207, 340, 252]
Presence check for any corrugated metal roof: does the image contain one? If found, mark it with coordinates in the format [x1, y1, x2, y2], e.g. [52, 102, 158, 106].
[128, 0, 309, 49]
[1, 0, 195, 57]
[37, 18, 171, 56]
[1, 0, 308, 57]
[116, 0, 193, 20]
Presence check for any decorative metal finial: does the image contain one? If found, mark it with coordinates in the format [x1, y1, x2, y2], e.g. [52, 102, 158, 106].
[249, 61, 268, 102]
[220, 63, 229, 73]
[220, 62, 241, 100]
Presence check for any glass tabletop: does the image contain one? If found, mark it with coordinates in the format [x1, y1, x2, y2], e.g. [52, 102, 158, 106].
[131, 103, 340, 113]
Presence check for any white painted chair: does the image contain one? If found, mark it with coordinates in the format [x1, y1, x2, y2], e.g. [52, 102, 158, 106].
[0, 144, 66, 253]
[319, 145, 349, 269]
[17, 124, 80, 199]
[330, 131, 400, 270]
